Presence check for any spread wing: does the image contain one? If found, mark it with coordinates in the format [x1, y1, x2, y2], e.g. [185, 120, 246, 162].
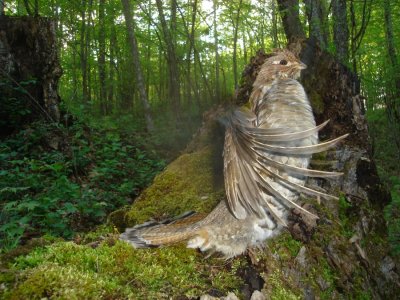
[223, 107, 348, 221]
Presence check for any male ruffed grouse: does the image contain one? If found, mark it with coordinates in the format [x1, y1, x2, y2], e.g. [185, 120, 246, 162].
[120, 49, 348, 258]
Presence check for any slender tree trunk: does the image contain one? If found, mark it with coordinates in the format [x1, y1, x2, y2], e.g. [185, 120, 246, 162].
[121, 0, 154, 132]
[34, 0, 38, 16]
[383, 0, 400, 94]
[1, 1, 5, 15]
[23, 0, 33, 15]
[232, 0, 243, 90]
[332, 0, 349, 63]
[86, 0, 93, 103]
[145, 0, 152, 98]
[349, 1, 357, 73]
[276, 0, 306, 42]
[213, 0, 220, 101]
[108, 17, 117, 112]
[303, 0, 328, 48]
[80, 0, 89, 103]
[98, 0, 107, 115]
[349, 0, 372, 73]
[383, 0, 400, 156]
[242, 28, 247, 66]
[155, 0, 181, 118]
[271, 0, 278, 48]
[185, 0, 198, 105]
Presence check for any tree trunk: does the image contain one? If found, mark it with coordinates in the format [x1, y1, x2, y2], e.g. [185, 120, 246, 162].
[383, 0, 400, 156]
[155, 0, 181, 118]
[303, 0, 328, 48]
[108, 19, 117, 111]
[213, 0, 220, 101]
[271, 0, 279, 48]
[0, 16, 62, 135]
[276, 0, 306, 42]
[98, 0, 107, 115]
[80, 0, 89, 103]
[332, 0, 349, 63]
[86, 0, 93, 104]
[349, 0, 372, 73]
[232, 0, 243, 90]
[121, 0, 154, 132]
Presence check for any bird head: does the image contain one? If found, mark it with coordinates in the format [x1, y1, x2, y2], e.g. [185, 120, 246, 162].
[254, 49, 307, 86]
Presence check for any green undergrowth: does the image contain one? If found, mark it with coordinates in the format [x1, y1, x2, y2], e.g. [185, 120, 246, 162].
[0, 119, 165, 251]
[0, 238, 246, 299]
[367, 109, 400, 256]
[384, 175, 400, 256]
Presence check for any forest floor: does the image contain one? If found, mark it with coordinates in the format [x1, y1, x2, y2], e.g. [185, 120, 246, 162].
[0, 107, 399, 299]
[1, 107, 399, 254]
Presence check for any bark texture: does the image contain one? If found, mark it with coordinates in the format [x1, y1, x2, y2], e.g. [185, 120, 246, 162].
[332, 0, 349, 63]
[0, 16, 61, 135]
[276, 0, 306, 42]
[121, 0, 154, 132]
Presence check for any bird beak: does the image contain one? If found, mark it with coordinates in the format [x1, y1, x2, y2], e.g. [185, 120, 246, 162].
[298, 62, 307, 70]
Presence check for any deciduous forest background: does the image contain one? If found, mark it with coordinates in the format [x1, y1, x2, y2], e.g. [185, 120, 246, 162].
[0, 0, 399, 258]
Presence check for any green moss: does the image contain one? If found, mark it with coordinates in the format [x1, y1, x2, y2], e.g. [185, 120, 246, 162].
[269, 232, 302, 260]
[309, 90, 325, 115]
[122, 146, 224, 226]
[2, 241, 245, 299]
[266, 270, 301, 300]
[5, 263, 123, 300]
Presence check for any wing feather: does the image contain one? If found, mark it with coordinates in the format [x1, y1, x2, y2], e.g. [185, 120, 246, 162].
[223, 107, 346, 222]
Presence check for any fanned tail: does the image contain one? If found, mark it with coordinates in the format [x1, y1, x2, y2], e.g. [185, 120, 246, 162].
[120, 211, 205, 248]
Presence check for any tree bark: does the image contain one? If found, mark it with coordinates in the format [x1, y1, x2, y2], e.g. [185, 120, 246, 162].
[80, 0, 89, 103]
[213, 0, 220, 101]
[271, 0, 279, 48]
[98, 0, 107, 115]
[0, 16, 62, 135]
[276, 0, 306, 42]
[232, 0, 243, 90]
[108, 14, 117, 110]
[121, 0, 154, 132]
[155, 0, 181, 117]
[332, 0, 349, 63]
[383, 0, 400, 156]
[303, 0, 328, 48]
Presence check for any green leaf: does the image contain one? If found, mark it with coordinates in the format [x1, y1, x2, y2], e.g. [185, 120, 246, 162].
[63, 202, 78, 214]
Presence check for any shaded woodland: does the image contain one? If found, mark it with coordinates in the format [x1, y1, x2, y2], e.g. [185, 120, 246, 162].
[0, 0, 400, 299]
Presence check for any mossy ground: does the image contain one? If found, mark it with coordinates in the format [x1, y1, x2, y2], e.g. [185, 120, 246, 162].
[0, 120, 247, 299]
[0, 111, 395, 299]
[1, 238, 245, 299]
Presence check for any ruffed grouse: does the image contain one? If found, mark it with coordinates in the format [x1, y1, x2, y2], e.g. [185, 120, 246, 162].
[120, 49, 347, 258]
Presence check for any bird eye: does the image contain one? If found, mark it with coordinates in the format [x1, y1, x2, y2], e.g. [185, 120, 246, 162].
[280, 59, 288, 65]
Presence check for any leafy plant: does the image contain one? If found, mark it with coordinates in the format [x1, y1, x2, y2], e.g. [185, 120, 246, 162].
[0, 119, 165, 251]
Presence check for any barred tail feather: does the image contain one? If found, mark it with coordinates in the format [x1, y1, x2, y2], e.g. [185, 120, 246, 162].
[120, 211, 204, 248]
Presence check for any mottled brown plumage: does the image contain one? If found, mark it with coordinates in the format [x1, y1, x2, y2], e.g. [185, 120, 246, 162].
[121, 49, 347, 257]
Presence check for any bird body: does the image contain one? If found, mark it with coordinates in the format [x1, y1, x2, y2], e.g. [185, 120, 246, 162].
[121, 49, 347, 258]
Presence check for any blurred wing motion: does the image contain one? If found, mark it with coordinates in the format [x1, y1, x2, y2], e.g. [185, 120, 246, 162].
[223, 107, 348, 222]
